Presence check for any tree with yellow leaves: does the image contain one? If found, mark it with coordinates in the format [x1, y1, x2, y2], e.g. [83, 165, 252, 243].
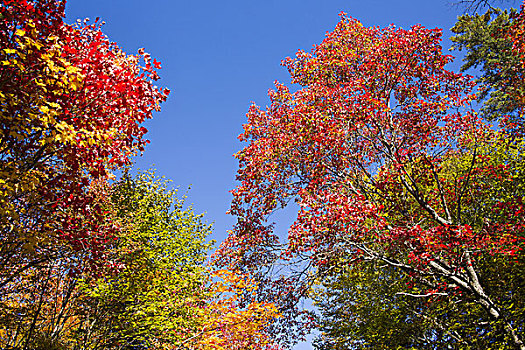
[0, 0, 168, 293]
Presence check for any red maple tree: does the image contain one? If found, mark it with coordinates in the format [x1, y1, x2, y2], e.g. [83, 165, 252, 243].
[0, 0, 168, 286]
[217, 14, 525, 347]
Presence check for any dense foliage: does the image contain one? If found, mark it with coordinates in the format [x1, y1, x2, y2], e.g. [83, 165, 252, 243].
[3, 0, 525, 349]
[0, 171, 211, 349]
[217, 5, 525, 349]
[0, 1, 279, 349]
[0, 0, 168, 290]
[451, 3, 525, 127]
[0, 0, 169, 347]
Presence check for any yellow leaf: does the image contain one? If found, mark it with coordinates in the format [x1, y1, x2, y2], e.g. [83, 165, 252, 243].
[46, 102, 61, 109]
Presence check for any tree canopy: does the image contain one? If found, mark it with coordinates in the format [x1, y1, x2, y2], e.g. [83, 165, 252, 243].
[452, 3, 525, 127]
[217, 8, 525, 349]
[3, 0, 525, 349]
[0, 2, 280, 349]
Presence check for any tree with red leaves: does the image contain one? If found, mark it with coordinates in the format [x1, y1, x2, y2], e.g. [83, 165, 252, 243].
[217, 14, 525, 348]
[0, 0, 168, 338]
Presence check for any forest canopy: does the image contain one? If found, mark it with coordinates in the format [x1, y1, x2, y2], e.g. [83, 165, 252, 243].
[1, 0, 525, 349]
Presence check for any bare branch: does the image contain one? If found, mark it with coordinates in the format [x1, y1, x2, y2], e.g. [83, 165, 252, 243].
[395, 291, 448, 298]
[450, 0, 517, 13]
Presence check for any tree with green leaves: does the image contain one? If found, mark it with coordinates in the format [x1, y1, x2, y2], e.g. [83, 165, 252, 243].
[451, 1, 525, 128]
[72, 170, 214, 349]
[0, 171, 214, 349]
[313, 255, 525, 349]
[312, 263, 433, 350]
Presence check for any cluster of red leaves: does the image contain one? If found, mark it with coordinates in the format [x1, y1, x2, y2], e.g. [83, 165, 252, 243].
[215, 14, 525, 341]
[220, 14, 479, 266]
[51, 19, 169, 265]
[59, 20, 169, 173]
[0, 0, 168, 273]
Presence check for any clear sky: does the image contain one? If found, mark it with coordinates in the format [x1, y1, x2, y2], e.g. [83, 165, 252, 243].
[64, 0, 516, 348]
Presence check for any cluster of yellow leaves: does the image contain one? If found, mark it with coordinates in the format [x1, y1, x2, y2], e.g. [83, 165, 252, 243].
[0, 23, 82, 141]
[184, 269, 281, 350]
[0, 23, 83, 244]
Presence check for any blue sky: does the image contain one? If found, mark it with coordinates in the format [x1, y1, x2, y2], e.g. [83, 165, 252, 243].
[65, 1, 516, 348]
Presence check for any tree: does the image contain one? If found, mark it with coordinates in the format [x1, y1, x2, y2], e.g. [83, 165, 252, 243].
[83, 172, 282, 350]
[0, 170, 282, 350]
[451, 1, 525, 128]
[70, 171, 214, 350]
[313, 263, 446, 350]
[216, 13, 525, 348]
[0, 0, 168, 346]
[0, 0, 168, 299]
[313, 254, 525, 349]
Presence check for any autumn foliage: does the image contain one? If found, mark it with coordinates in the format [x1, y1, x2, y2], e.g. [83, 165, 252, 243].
[0, 2, 281, 348]
[0, 0, 170, 347]
[217, 12, 525, 348]
[3, 0, 525, 348]
[0, 0, 169, 291]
